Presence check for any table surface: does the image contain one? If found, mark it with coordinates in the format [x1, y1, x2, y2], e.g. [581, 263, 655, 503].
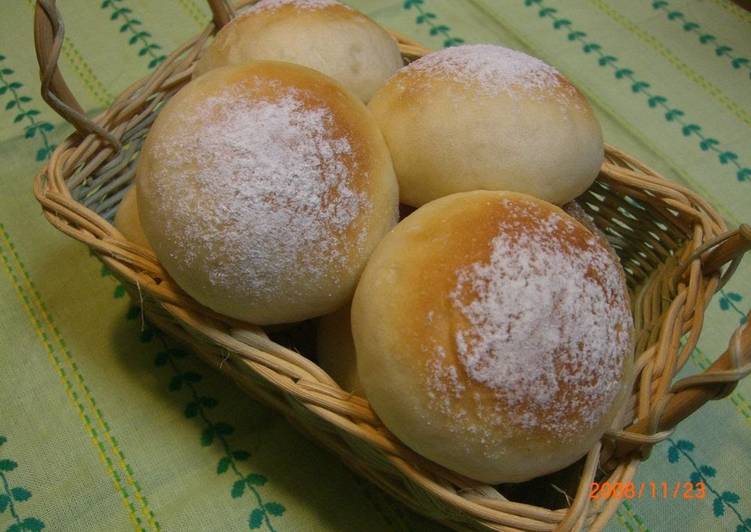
[1, 1, 750, 531]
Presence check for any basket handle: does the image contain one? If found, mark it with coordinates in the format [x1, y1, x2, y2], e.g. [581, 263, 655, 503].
[631, 225, 751, 437]
[683, 223, 751, 284]
[33, 0, 235, 151]
[653, 314, 750, 431]
[34, 0, 121, 150]
[206, 0, 235, 29]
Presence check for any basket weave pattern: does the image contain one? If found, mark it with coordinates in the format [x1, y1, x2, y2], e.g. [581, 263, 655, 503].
[32, 1, 751, 530]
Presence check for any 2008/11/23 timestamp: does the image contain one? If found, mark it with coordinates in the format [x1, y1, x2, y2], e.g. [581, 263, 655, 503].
[590, 481, 706, 500]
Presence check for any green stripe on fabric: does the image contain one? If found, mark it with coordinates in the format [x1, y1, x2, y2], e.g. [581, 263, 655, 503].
[621, 501, 650, 532]
[173, 0, 210, 27]
[0, 50, 159, 530]
[616, 509, 636, 532]
[0, 227, 145, 532]
[0, 226, 161, 531]
[517, 0, 750, 184]
[589, 0, 751, 125]
[0, 59, 159, 528]
[102, 0, 167, 70]
[650, 0, 751, 79]
[58, 38, 115, 106]
[23, 0, 114, 107]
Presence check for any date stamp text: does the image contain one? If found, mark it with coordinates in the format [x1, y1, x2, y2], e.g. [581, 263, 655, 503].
[589, 481, 706, 500]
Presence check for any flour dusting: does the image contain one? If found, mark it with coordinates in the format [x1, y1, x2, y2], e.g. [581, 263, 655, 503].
[243, 0, 347, 14]
[402, 44, 574, 99]
[150, 82, 366, 302]
[427, 199, 631, 437]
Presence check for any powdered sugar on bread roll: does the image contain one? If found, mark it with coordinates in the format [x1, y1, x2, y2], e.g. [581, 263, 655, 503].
[368, 44, 604, 207]
[352, 191, 633, 483]
[403, 44, 569, 99]
[244, 0, 344, 11]
[137, 62, 398, 324]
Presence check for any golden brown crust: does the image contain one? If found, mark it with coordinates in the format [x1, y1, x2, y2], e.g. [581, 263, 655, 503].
[114, 186, 151, 249]
[146, 61, 390, 262]
[137, 62, 398, 324]
[368, 46, 604, 206]
[353, 191, 633, 482]
[194, 2, 403, 102]
[373, 194, 619, 424]
[197, 4, 364, 75]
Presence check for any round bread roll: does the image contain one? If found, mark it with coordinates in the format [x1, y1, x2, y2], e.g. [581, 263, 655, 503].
[352, 191, 633, 483]
[368, 44, 604, 207]
[316, 303, 363, 395]
[137, 62, 399, 325]
[194, 0, 403, 102]
[114, 185, 151, 249]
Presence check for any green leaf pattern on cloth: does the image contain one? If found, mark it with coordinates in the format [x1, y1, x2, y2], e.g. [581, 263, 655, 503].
[404, 0, 465, 48]
[0, 55, 54, 162]
[101, 0, 167, 69]
[651, 0, 751, 79]
[522, 0, 751, 182]
[666, 439, 749, 528]
[143, 325, 285, 531]
[718, 289, 748, 323]
[0, 437, 45, 532]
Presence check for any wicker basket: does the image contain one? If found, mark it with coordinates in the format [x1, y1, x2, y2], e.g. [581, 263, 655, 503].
[32, 1, 751, 530]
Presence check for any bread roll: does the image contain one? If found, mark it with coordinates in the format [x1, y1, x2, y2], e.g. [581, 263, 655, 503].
[114, 185, 151, 249]
[137, 62, 399, 324]
[316, 303, 362, 394]
[352, 191, 633, 483]
[194, 0, 403, 102]
[368, 44, 604, 206]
